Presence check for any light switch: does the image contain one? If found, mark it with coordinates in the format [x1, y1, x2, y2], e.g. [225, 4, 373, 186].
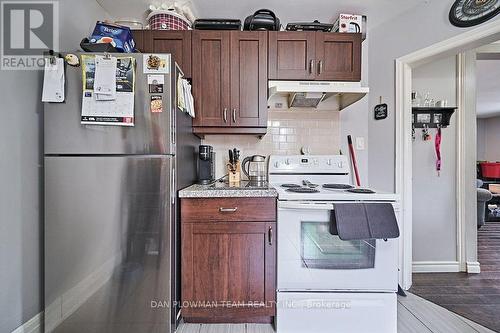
[355, 137, 365, 150]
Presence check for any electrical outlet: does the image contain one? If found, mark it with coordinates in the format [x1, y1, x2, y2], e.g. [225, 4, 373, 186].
[355, 137, 365, 150]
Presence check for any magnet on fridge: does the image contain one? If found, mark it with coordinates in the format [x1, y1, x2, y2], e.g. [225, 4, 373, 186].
[147, 74, 164, 93]
[150, 95, 163, 113]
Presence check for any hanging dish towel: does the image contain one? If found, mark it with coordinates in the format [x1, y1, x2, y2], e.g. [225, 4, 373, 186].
[435, 127, 442, 176]
[177, 73, 195, 118]
[177, 73, 186, 111]
[330, 203, 400, 240]
[182, 78, 195, 118]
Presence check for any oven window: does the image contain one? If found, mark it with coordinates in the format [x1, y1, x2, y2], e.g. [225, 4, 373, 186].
[301, 222, 376, 269]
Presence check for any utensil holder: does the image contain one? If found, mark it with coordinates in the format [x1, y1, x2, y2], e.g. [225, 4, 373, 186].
[228, 161, 241, 185]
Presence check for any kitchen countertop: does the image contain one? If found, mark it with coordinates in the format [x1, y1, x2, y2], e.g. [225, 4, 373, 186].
[179, 181, 278, 198]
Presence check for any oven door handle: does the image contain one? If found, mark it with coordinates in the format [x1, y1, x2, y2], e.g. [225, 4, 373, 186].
[278, 202, 335, 210]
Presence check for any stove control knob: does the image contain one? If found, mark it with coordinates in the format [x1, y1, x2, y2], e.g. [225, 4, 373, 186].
[338, 161, 343, 168]
[285, 158, 290, 165]
[327, 159, 332, 166]
[274, 161, 280, 168]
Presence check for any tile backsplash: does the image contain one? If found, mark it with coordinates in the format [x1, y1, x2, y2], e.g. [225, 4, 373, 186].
[202, 110, 341, 178]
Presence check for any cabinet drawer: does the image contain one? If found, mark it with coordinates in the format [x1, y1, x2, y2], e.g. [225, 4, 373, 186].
[181, 197, 276, 222]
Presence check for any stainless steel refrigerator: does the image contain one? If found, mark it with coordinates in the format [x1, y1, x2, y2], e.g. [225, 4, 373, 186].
[43, 53, 199, 333]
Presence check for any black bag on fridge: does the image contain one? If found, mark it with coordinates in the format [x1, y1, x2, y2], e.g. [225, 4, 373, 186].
[243, 9, 280, 31]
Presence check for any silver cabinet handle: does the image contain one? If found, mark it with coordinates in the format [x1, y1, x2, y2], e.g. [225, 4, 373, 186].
[318, 60, 323, 75]
[223, 108, 228, 123]
[309, 60, 315, 75]
[232, 108, 237, 123]
[268, 226, 273, 245]
[219, 207, 238, 213]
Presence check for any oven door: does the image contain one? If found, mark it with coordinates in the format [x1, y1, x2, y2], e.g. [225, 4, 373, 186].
[277, 201, 398, 292]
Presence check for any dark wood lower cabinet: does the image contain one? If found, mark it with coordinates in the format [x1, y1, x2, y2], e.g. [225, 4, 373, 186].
[181, 198, 276, 323]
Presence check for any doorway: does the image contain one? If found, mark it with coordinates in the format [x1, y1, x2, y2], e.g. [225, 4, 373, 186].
[411, 56, 460, 274]
[396, 23, 500, 332]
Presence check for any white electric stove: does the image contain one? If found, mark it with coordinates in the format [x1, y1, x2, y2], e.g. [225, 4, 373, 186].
[269, 155, 399, 333]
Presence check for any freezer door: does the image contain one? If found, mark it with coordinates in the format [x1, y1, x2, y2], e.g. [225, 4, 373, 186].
[44, 155, 175, 333]
[44, 53, 175, 155]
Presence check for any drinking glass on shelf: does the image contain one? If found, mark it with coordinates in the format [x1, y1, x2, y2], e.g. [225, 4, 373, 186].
[412, 91, 423, 107]
[423, 93, 435, 107]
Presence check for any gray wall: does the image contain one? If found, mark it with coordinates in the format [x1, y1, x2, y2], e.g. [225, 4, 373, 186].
[0, 1, 109, 332]
[477, 116, 500, 162]
[477, 118, 487, 161]
[367, 1, 500, 192]
[411, 56, 458, 263]
[340, 40, 370, 185]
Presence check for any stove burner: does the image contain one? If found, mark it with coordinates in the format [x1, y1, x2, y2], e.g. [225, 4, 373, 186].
[281, 184, 302, 188]
[286, 187, 320, 193]
[322, 184, 354, 190]
[347, 188, 376, 194]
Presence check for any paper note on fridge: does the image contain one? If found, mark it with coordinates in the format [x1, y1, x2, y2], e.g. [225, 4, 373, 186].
[42, 58, 65, 103]
[94, 55, 117, 101]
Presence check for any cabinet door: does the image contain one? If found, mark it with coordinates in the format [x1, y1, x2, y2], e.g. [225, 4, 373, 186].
[151, 30, 192, 77]
[192, 31, 231, 127]
[268, 31, 316, 80]
[315, 32, 361, 81]
[131, 30, 145, 52]
[230, 31, 268, 127]
[182, 222, 276, 320]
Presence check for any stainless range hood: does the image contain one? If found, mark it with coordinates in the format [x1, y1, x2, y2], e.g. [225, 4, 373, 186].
[268, 80, 369, 110]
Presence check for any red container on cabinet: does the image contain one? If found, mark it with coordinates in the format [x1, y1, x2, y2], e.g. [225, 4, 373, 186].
[481, 162, 500, 179]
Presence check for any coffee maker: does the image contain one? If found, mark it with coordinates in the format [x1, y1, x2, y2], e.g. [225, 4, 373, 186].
[197, 145, 215, 184]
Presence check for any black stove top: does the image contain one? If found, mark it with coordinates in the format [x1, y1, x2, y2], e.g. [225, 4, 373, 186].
[281, 184, 302, 188]
[347, 188, 376, 194]
[322, 184, 355, 190]
[286, 187, 320, 193]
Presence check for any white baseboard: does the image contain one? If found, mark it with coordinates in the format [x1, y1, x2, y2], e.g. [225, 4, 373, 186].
[11, 312, 42, 333]
[412, 261, 460, 273]
[466, 261, 481, 274]
[45, 252, 122, 332]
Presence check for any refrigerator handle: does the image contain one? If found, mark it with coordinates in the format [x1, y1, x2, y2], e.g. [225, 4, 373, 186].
[171, 66, 177, 153]
[171, 166, 175, 205]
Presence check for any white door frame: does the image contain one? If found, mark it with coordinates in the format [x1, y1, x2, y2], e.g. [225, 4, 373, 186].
[395, 20, 500, 290]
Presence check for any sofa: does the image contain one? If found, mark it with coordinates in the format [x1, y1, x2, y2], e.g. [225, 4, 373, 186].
[477, 179, 493, 228]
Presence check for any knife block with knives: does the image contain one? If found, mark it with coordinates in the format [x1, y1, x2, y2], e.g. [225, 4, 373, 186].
[227, 148, 241, 185]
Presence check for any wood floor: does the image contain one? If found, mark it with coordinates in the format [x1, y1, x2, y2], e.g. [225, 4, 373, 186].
[177, 292, 494, 333]
[411, 221, 500, 332]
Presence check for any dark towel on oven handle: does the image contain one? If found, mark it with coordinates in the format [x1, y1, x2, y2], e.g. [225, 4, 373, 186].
[330, 203, 400, 240]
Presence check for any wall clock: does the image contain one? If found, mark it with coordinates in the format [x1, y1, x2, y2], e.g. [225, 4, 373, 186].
[449, 0, 500, 27]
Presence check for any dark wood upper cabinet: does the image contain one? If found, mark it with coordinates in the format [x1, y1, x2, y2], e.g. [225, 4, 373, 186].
[268, 31, 316, 80]
[131, 30, 144, 52]
[315, 33, 361, 81]
[131, 30, 192, 77]
[269, 32, 361, 82]
[192, 31, 268, 135]
[137, 30, 362, 137]
[230, 31, 268, 127]
[192, 31, 231, 127]
[151, 30, 192, 78]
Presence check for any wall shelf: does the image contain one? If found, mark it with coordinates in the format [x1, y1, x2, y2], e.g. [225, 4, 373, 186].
[412, 107, 457, 128]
